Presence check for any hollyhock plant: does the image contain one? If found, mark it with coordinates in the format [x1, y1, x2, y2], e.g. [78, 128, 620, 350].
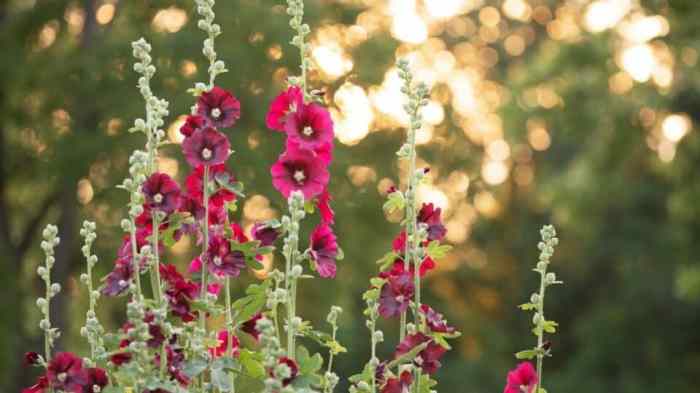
[197, 86, 241, 128]
[206, 234, 246, 277]
[309, 223, 339, 278]
[378, 269, 414, 318]
[277, 357, 299, 386]
[46, 352, 87, 393]
[285, 102, 334, 151]
[265, 85, 303, 131]
[182, 127, 231, 168]
[395, 333, 447, 375]
[160, 264, 200, 322]
[142, 172, 182, 214]
[381, 370, 413, 393]
[271, 144, 329, 198]
[180, 114, 207, 138]
[503, 362, 538, 393]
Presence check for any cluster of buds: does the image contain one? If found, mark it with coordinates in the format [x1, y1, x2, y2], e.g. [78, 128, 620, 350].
[37, 224, 61, 361]
[195, 0, 227, 88]
[78, 221, 106, 364]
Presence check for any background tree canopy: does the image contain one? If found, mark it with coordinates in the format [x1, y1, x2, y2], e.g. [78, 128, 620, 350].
[2, 0, 700, 392]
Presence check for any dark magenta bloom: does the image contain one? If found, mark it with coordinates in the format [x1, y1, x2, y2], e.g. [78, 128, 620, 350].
[197, 86, 241, 128]
[504, 362, 538, 393]
[160, 264, 199, 323]
[46, 352, 87, 393]
[242, 312, 263, 341]
[271, 144, 329, 199]
[395, 333, 446, 375]
[206, 235, 246, 278]
[143, 172, 182, 215]
[285, 102, 334, 151]
[381, 370, 413, 393]
[309, 223, 339, 278]
[252, 223, 280, 247]
[185, 164, 236, 208]
[418, 203, 446, 241]
[276, 357, 299, 386]
[182, 127, 231, 168]
[266, 86, 303, 131]
[180, 114, 206, 138]
[101, 259, 133, 297]
[378, 270, 414, 318]
[210, 330, 240, 358]
[83, 368, 109, 393]
[109, 352, 132, 366]
[24, 351, 40, 366]
[420, 304, 456, 334]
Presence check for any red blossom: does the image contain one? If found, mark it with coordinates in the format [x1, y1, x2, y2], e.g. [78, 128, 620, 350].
[316, 189, 335, 224]
[22, 375, 48, 393]
[381, 370, 413, 393]
[251, 223, 280, 247]
[309, 223, 339, 278]
[378, 270, 414, 318]
[206, 234, 246, 278]
[180, 114, 207, 138]
[142, 173, 182, 215]
[418, 203, 446, 241]
[271, 144, 329, 199]
[266, 86, 303, 132]
[197, 86, 241, 128]
[24, 351, 40, 367]
[503, 362, 538, 393]
[182, 127, 231, 168]
[83, 367, 109, 393]
[109, 352, 132, 366]
[185, 164, 236, 208]
[241, 312, 263, 341]
[160, 264, 199, 322]
[47, 352, 87, 393]
[210, 330, 240, 358]
[276, 357, 299, 386]
[394, 333, 446, 375]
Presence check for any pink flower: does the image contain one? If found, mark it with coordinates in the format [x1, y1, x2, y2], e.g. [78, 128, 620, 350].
[180, 114, 207, 138]
[420, 304, 455, 334]
[378, 270, 414, 318]
[418, 203, 446, 241]
[504, 362, 538, 393]
[47, 352, 87, 393]
[285, 103, 334, 151]
[197, 86, 241, 128]
[309, 223, 339, 278]
[266, 86, 303, 131]
[206, 235, 246, 278]
[316, 190, 335, 224]
[395, 333, 446, 375]
[271, 144, 329, 199]
[210, 330, 240, 358]
[381, 370, 413, 393]
[182, 127, 231, 168]
[142, 173, 182, 215]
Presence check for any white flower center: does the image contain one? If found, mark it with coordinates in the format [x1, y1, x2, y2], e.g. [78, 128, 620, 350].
[302, 126, 314, 136]
[293, 170, 306, 184]
[202, 148, 213, 160]
[93, 385, 102, 393]
[153, 193, 163, 204]
[519, 385, 530, 393]
[57, 372, 68, 382]
[214, 256, 223, 266]
[118, 280, 127, 287]
[395, 295, 405, 303]
[211, 108, 222, 119]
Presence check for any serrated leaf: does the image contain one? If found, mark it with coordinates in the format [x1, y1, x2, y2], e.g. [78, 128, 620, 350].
[383, 192, 405, 214]
[376, 251, 398, 271]
[182, 357, 208, 378]
[296, 346, 323, 375]
[240, 349, 265, 379]
[426, 240, 452, 260]
[211, 368, 233, 391]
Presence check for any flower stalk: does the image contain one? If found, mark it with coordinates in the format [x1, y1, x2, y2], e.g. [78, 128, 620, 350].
[37, 224, 61, 363]
[286, 0, 311, 99]
[79, 220, 105, 364]
[282, 191, 305, 359]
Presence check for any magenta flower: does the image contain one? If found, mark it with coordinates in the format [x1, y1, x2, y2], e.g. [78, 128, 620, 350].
[395, 333, 446, 375]
[381, 370, 413, 393]
[266, 86, 303, 131]
[210, 330, 240, 358]
[252, 223, 280, 247]
[418, 203, 446, 241]
[180, 114, 206, 138]
[206, 235, 246, 277]
[309, 223, 339, 278]
[271, 144, 329, 199]
[378, 270, 414, 318]
[285, 102, 334, 151]
[84, 368, 109, 393]
[142, 172, 182, 215]
[197, 86, 241, 128]
[316, 189, 335, 224]
[504, 362, 538, 393]
[182, 127, 231, 168]
[22, 376, 48, 393]
[420, 304, 456, 334]
[47, 352, 87, 393]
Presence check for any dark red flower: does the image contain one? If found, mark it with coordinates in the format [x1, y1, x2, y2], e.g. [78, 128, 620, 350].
[241, 312, 263, 341]
[22, 375, 48, 393]
[47, 352, 87, 393]
[206, 235, 246, 278]
[309, 223, 338, 278]
[378, 269, 414, 318]
[503, 362, 538, 393]
[185, 164, 236, 208]
[395, 333, 446, 375]
[277, 357, 299, 386]
[101, 259, 133, 297]
[109, 352, 132, 366]
[266, 86, 303, 132]
[197, 86, 241, 129]
[143, 173, 182, 215]
[285, 103, 334, 151]
[24, 351, 40, 367]
[316, 189, 335, 224]
[420, 304, 455, 334]
[180, 114, 207, 138]
[182, 127, 231, 168]
[381, 370, 413, 393]
[418, 203, 446, 241]
[210, 330, 240, 358]
[83, 368, 109, 393]
[160, 264, 199, 322]
[251, 223, 280, 247]
[390, 232, 436, 277]
[271, 144, 329, 199]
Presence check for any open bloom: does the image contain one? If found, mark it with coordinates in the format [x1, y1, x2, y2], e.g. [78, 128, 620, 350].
[47, 352, 87, 393]
[180, 114, 206, 138]
[210, 330, 240, 358]
[395, 333, 446, 375]
[378, 270, 414, 318]
[197, 86, 241, 128]
[182, 127, 231, 167]
[285, 102, 334, 151]
[266, 86, 303, 131]
[271, 144, 329, 199]
[206, 235, 246, 277]
[504, 362, 538, 393]
[381, 370, 413, 393]
[309, 223, 339, 278]
[143, 172, 182, 215]
[277, 357, 299, 386]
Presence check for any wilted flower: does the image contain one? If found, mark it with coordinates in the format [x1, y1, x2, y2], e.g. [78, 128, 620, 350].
[266, 86, 303, 131]
[309, 223, 339, 278]
[285, 103, 334, 151]
[142, 172, 182, 215]
[271, 144, 329, 199]
[197, 86, 241, 128]
[182, 127, 231, 168]
[420, 304, 455, 334]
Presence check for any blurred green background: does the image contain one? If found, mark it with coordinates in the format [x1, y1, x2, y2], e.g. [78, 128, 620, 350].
[2, 0, 700, 392]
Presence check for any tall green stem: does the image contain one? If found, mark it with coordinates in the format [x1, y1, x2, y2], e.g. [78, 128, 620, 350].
[199, 166, 211, 330]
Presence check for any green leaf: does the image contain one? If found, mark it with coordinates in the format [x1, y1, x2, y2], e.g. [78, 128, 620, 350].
[215, 172, 246, 198]
[182, 357, 208, 379]
[515, 349, 538, 360]
[376, 251, 398, 271]
[387, 341, 429, 369]
[426, 240, 452, 260]
[518, 303, 536, 311]
[211, 368, 233, 392]
[383, 191, 405, 214]
[543, 320, 558, 333]
[231, 280, 270, 324]
[240, 349, 265, 379]
[296, 346, 323, 374]
[304, 200, 316, 214]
